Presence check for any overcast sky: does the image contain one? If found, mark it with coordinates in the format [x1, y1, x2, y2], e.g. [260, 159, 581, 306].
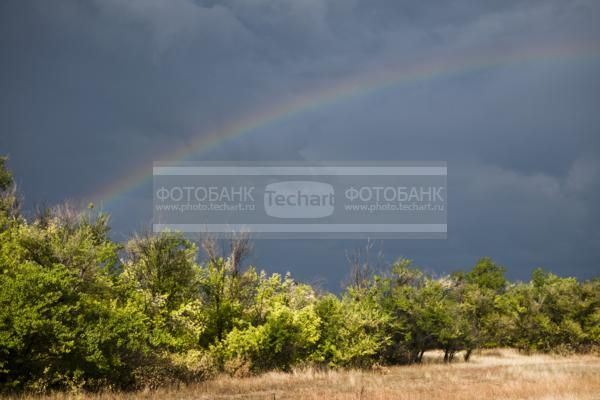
[1, 0, 599, 289]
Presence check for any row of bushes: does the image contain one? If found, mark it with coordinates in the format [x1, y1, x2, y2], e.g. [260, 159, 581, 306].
[0, 157, 599, 392]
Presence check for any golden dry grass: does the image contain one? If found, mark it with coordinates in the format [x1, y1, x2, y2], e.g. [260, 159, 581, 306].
[12, 349, 600, 400]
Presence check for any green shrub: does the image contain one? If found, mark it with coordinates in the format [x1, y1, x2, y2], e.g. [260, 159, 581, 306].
[221, 302, 320, 372]
[0, 158, 598, 392]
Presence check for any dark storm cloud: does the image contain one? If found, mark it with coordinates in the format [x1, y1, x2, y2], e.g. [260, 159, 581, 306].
[1, 0, 599, 287]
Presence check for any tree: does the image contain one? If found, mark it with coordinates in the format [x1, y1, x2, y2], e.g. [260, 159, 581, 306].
[466, 257, 506, 292]
[195, 235, 257, 346]
[0, 202, 146, 391]
[0, 155, 599, 392]
[123, 231, 198, 311]
[0, 156, 19, 223]
[451, 258, 508, 360]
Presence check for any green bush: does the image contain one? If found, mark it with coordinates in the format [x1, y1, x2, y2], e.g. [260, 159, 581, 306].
[0, 158, 598, 392]
[221, 297, 320, 372]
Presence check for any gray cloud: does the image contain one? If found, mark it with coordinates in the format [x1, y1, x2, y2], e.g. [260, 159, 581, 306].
[1, 0, 599, 288]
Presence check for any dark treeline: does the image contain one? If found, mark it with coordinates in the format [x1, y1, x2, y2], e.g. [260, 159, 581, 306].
[0, 157, 599, 393]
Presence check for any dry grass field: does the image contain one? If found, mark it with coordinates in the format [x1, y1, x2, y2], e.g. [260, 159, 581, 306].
[12, 349, 600, 400]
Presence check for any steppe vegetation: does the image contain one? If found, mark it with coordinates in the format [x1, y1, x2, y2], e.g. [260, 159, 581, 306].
[0, 157, 598, 398]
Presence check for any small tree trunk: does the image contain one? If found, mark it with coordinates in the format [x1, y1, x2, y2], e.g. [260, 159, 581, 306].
[464, 348, 473, 362]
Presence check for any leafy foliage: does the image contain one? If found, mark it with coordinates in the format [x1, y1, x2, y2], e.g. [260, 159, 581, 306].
[0, 158, 598, 393]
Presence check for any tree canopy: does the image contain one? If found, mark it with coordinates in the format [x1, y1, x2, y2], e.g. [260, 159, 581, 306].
[0, 158, 598, 393]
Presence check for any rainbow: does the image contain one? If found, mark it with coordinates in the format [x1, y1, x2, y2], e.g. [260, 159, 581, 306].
[90, 40, 600, 208]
